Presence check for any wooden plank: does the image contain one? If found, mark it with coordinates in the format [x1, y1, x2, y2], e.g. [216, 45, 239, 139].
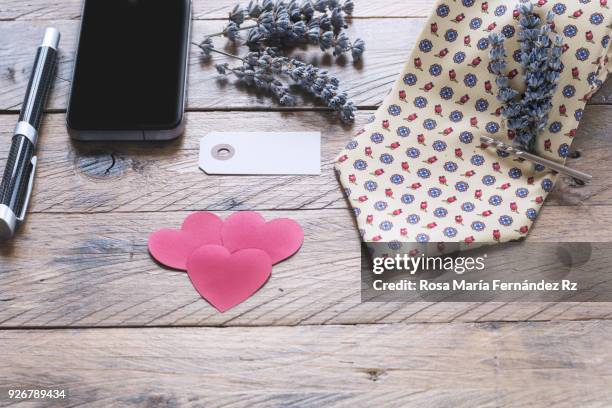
[0, 107, 608, 215]
[2, 18, 610, 112]
[0, 0, 437, 21]
[0, 207, 611, 328]
[0, 321, 611, 407]
[0, 18, 424, 111]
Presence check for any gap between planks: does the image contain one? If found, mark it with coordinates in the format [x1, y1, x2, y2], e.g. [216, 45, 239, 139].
[1, 315, 611, 331]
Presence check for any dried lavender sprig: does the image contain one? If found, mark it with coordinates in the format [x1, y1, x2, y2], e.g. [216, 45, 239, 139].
[517, 3, 561, 152]
[488, 33, 523, 129]
[242, 0, 355, 26]
[266, 49, 357, 122]
[217, 60, 299, 106]
[263, 48, 357, 122]
[213, 47, 357, 122]
[211, 0, 364, 61]
[489, 1, 562, 153]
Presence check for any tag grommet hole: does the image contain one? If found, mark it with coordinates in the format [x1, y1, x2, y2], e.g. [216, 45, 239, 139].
[211, 144, 235, 161]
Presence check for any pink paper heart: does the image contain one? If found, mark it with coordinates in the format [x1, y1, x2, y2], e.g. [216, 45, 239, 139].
[186, 245, 272, 312]
[221, 211, 304, 264]
[148, 212, 223, 270]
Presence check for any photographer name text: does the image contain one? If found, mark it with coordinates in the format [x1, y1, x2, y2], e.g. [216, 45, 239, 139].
[373, 279, 579, 292]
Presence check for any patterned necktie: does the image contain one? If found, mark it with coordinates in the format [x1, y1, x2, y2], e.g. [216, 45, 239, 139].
[336, 0, 611, 245]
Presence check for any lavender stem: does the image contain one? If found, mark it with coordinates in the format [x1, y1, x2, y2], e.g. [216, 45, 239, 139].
[192, 42, 245, 61]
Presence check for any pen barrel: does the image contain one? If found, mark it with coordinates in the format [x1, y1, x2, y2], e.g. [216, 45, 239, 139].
[0, 28, 58, 239]
[0, 135, 35, 218]
[18, 45, 58, 129]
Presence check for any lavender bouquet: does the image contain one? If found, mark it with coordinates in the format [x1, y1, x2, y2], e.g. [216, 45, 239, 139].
[195, 0, 364, 123]
[489, 1, 563, 153]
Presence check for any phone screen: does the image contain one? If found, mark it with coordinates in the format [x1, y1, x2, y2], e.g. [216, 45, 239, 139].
[68, 0, 190, 131]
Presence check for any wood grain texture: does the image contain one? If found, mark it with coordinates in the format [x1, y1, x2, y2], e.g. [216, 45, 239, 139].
[0, 1, 611, 406]
[0, 208, 611, 328]
[0, 107, 609, 215]
[0, 2, 611, 406]
[0, 0, 438, 21]
[1, 18, 610, 112]
[1, 321, 611, 407]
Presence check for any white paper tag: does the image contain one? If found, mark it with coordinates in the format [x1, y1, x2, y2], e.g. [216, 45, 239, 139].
[199, 132, 321, 175]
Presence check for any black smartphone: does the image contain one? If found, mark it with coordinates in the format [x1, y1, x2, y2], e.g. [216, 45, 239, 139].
[67, 0, 191, 141]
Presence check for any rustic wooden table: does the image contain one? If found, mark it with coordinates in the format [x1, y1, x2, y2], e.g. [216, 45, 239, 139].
[1, 1, 611, 406]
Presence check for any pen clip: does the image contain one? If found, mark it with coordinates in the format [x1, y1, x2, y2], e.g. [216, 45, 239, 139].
[17, 156, 37, 222]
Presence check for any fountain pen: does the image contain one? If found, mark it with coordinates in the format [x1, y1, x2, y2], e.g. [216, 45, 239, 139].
[0, 28, 60, 240]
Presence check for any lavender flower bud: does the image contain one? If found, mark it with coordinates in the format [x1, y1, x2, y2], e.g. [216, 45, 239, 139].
[319, 31, 334, 51]
[498, 87, 519, 103]
[342, 0, 355, 15]
[351, 38, 365, 60]
[248, 0, 263, 18]
[198, 37, 214, 56]
[243, 69, 256, 84]
[246, 27, 265, 47]
[307, 18, 320, 30]
[276, 9, 291, 30]
[262, 0, 274, 12]
[229, 4, 245, 26]
[333, 32, 350, 56]
[329, 92, 348, 109]
[271, 80, 297, 105]
[265, 47, 279, 57]
[283, 30, 300, 45]
[224, 22, 241, 41]
[307, 26, 321, 44]
[340, 102, 356, 123]
[488, 32, 505, 46]
[313, 0, 329, 13]
[312, 77, 327, 93]
[216, 63, 230, 75]
[331, 7, 347, 30]
[520, 15, 540, 30]
[259, 11, 275, 29]
[318, 15, 333, 31]
[490, 61, 506, 73]
[320, 84, 336, 102]
[292, 21, 307, 37]
[503, 104, 522, 118]
[489, 47, 506, 60]
[280, 93, 297, 106]
[288, 1, 302, 21]
[270, 57, 286, 73]
[495, 76, 509, 88]
[301, 1, 315, 19]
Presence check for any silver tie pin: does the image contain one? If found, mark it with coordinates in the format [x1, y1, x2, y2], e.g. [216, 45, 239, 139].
[480, 136, 592, 184]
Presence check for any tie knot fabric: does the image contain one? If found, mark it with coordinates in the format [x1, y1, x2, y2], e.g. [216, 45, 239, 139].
[336, 0, 611, 245]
